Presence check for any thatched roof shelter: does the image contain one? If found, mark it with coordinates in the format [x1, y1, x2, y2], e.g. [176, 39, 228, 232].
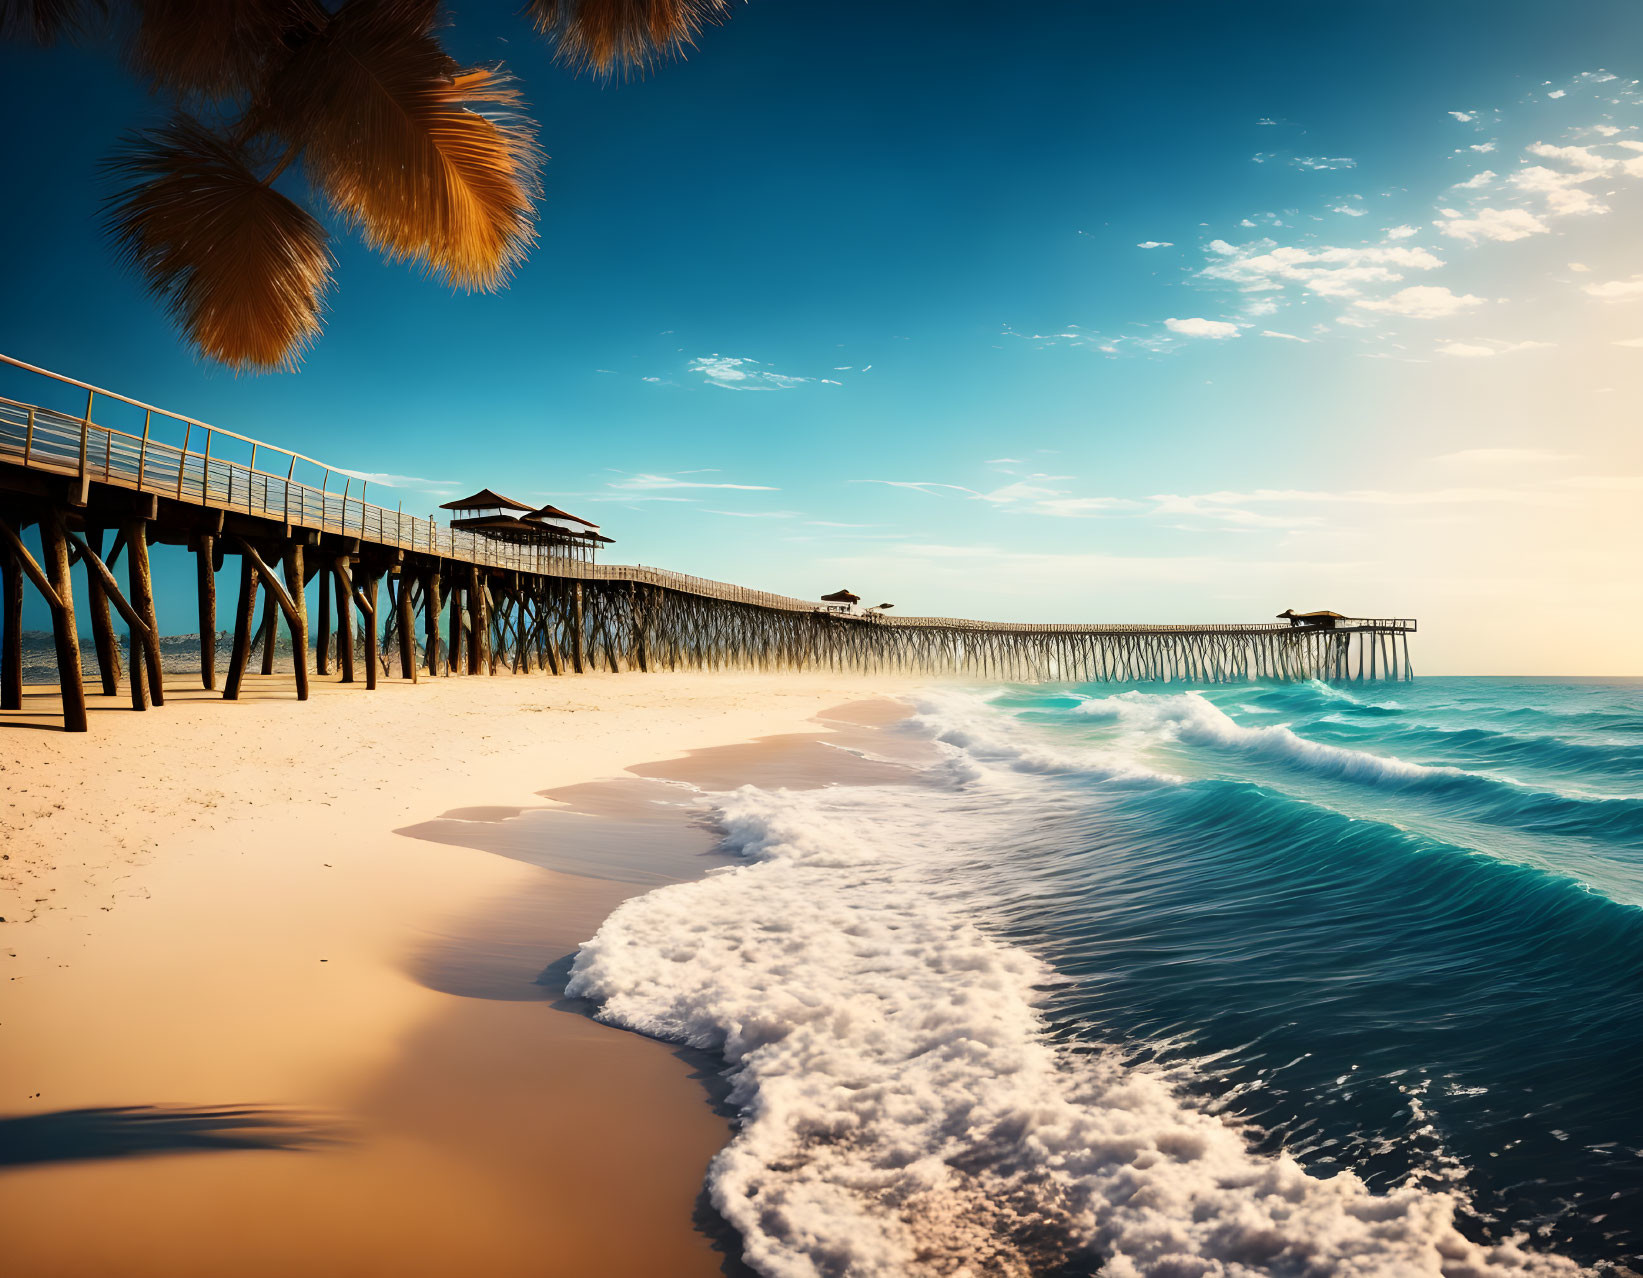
[1278, 608, 1348, 628]
[526, 503, 600, 530]
[820, 588, 861, 604]
[440, 488, 532, 512]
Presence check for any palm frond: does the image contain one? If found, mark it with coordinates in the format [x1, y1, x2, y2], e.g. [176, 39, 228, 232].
[0, 0, 104, 43]
[128, 0, 320, 97]
[268, 0, 542, 291]
[524, 0, 734, 77]
[104, 117, 332, 373]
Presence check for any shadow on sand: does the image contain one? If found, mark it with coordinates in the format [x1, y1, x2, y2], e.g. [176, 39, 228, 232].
[0, 1104, 340, 1168]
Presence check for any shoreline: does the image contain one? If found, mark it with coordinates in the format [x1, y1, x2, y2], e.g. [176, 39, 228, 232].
[0, 670, 917, 1277]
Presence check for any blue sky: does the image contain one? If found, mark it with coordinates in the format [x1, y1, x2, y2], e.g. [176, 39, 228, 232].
[3, 1, 1641, 673]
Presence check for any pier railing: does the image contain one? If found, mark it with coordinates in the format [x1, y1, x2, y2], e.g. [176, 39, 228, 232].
[0, 354, 1415, 638]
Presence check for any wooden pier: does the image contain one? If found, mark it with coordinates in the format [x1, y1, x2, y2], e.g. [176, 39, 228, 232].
[0, 355, 1416, 731]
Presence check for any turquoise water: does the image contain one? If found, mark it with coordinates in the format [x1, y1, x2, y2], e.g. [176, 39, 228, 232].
[970, 676, 1643, 1269]
[571, 675, 1640, 1274]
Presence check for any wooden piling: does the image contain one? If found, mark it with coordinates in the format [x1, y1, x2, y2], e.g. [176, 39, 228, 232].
[570, 583, 586, 674]
[334, 559, 356, 683]
[197, 532, 217, 689]
[425, 567, 442, 677]
[123, 518, 164, 707]
[466, 565, 484, 676]
[361, 571, 379, 691]
[447, 583, 463, 675]
[83, 527, 122, 696]
[41, 509, 87, 732]
[223, 554, 258, 701]
[282, 542, 310, 701]
[314, 558, 331, 676]
[397, 568, 417, 683]
[257, 578, 279, 676]
[1, 521, 20, 712]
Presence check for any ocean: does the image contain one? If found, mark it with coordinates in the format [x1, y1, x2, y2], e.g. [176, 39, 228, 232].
[569, 677, 1642, 1277]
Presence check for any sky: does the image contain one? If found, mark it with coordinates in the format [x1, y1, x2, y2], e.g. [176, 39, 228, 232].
[2, 0, 1641, 674]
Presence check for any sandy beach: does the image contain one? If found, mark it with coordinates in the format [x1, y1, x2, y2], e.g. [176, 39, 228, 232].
[0, 670, 914, 1277]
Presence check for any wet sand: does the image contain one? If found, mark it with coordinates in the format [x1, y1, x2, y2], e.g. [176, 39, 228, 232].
[0, 671, 915, 1278]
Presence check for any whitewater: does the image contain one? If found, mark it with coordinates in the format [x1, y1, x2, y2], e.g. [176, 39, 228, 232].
[568, 677, 1642, 1276]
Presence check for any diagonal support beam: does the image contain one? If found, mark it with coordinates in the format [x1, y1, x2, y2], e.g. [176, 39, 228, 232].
[0, 519, 63, 611]
[230, 537, 300, 624]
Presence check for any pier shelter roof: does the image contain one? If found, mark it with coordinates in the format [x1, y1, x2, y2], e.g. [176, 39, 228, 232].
[439, 489, 532, 512]
[526, 503, 600, 530]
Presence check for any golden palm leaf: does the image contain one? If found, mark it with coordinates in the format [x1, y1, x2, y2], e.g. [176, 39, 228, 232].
[105, 117, 333, 373]
[525, 0, 734, 76]
[128, 0, 319, 97]
[0, 0, 104, 43]
[266, 0, 542, 291]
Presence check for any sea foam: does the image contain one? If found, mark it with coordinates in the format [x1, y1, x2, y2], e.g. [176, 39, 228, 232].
[567, 715, 1579, 1277]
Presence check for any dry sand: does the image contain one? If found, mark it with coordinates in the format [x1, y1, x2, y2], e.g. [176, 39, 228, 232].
[0, 670, 915, 1277]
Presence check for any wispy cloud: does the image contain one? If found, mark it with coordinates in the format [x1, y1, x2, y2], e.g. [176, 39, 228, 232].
[1354, 285, 1485, 319]
[1164, 316, 1240, 338]
[609, 472, 779, 492]
[687, 354, 830, 391]
[331, 468, 458, 495]
[1434, 339, 1553, 358]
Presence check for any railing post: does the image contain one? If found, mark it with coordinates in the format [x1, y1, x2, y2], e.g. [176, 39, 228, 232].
[22, 406, 35, 465]
[178, 422, 191, 499]
[204, 429, 214, 503]
[286, 453, 296, 525]
[136, 408, 152, 490]
[75, 388, 93, 505]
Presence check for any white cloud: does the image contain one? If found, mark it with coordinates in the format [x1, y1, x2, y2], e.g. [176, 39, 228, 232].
[609, 472, 778, 492]
[1136, 241, 1174, 249]
[1200, 238, 1444, 300]
[1449, 111, 1477, 123]
[1354, 285, 1486, 318]
[1384, 225, 1418, 239]
[1525, 141, 1611, 171]
[1261, 330, 1311, 342]
[1470, 142, 1497, 153]
[1292, 156, 1356, 170]
[1450, 170, 1497, 189]
[1435, 339, 1550, 358]
[1164, 317, 1240, 338]
[688, 354, 822, 390]
[1329, 203, 1367, 217]
[1434, 206, 1548, 242]
[332, 469, 456, 494]
[1510, 165, 1608, 216]
[1584, 275, 1643, 300]
[1569, 262, 1591, 272]
[1613, 336, 1643, 346]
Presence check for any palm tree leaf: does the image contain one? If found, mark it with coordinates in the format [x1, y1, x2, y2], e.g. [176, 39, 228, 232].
[0, 0, 104, 43]
[128, 0, 320, 97]
[267, 0, 542, 291]
[104, 117, 332, 373]
[523, 0, 734, 76]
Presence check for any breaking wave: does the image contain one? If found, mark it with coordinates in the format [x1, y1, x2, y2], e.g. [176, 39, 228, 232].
[565, 682, 1626, 1275]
